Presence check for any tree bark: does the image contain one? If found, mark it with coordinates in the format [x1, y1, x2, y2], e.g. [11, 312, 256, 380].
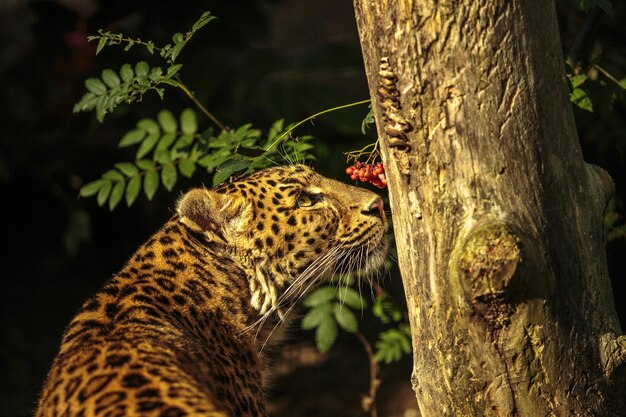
[353, 1, 625, 416]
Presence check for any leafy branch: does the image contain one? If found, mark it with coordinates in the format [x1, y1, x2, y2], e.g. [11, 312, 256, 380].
[75, 11, 222, 126]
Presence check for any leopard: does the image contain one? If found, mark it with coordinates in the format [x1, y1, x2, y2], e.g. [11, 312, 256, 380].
[35, 164, 387, 417]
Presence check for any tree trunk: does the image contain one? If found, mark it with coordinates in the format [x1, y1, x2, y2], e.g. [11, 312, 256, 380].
[352, 1, 626, 416]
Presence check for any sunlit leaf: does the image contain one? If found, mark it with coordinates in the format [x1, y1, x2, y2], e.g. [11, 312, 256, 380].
[125, 176, 141, 206]
[119, 129, 147, 148]
[120, 63, 134, 82]
[158, 109, 177, 133]
[135, 61, 149, 76]
[301, 304, 333, 330]
[97, 180, 112, 207]
[333, 304, 358, 333]
[114, 162, 139, 177]
[101, 69, 120, 88]
[85, 78, 107, 95]
[102, 169, 125, 181]
[336, 287, 368, 309]
[178, 159, 196, 178]
[571, 88, 593, 112]
[303, 286, 336, 308]
[136, 132, 160, 159]
[316, 317, 338, 353]
[161, 162, 177, 191]
[109, 181, 125, 210]
[144, 170, 159, 201]
[79, 179, 105, 197]
[180, 108, 198, 135]
[136, 159, 155, 170]
[192, 11, 216, 32]
[136, 118, 160, 134]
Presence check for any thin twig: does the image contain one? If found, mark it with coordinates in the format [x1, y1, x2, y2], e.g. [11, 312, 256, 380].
[174, 76, 227, 131]
[356, 331, 379, 417]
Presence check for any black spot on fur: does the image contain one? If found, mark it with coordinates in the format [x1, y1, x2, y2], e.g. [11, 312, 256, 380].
[105, 303, 118, 320]
[105, 354, 130, 368]
[160, 406, 186, 417]
[122, 373, 150, 388]
[172, 294, 186, 305]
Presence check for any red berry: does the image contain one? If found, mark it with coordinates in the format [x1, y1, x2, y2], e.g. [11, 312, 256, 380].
[346, 166, 354, 175]
[350, 174, 358, 181]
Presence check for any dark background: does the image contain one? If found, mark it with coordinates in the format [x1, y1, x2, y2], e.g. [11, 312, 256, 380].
[1, 1, 624, 416]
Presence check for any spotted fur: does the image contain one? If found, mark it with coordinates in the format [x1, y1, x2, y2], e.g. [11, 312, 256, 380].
[36, 164, 387, 417]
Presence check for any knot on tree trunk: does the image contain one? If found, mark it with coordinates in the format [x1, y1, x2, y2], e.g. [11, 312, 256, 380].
[457, 223, 521, 332]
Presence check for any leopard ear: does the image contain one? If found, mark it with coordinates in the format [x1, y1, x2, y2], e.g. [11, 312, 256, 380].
[176, 189, 250, 243]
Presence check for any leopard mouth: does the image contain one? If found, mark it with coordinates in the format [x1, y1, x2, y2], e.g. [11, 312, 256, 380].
[334, 232, 388, 277]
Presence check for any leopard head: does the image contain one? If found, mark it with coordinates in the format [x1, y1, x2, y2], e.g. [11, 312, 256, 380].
[176, 164, 387, 318]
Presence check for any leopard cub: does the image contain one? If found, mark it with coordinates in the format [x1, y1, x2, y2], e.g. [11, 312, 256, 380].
[36, 164, 387, 417]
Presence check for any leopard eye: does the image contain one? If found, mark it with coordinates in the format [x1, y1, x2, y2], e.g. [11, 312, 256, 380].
[296, 193, 322, 207]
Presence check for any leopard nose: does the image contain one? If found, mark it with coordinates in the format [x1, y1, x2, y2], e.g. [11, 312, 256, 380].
[362, 197, 384, 219]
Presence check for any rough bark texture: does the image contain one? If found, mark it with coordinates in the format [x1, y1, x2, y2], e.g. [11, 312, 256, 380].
[353, 1, 626, 416]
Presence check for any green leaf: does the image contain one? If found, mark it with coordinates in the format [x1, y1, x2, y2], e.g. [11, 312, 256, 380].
[125, 176, 141, 206]
[198, 152, 231, 171]
[85, 78, 107, 95]
[166, 64, 183, 78]
[235, 145, 265, 158]
[149, 67, 163, 82]
[135, 61, 149, 76]
[174, 134, 194, 150]
[144, 170, 159, 201]
[192, 11, 216, 32]
[336, 287, 368, 309]
[146, 41, 155, 54]
[178, 159, 196, 178]
[101, 169, 125, 181]
[97, 180, 112, 207]
[180, 108, 198, 135]
[168, 44, 185, 63]
[109, 180, 125, 210]
[136, 159, 155, 170]
[172, 32, 184, 44]
[157, 109, 177, 133]
[303, 286, 336, 308]
[114, 162, 139, 177]
[361, 107, 375, 134]
[155, 132, 177, 153]
[301, 304, 333, 330]
[212, 158, 249, 186]
[119, 129, 146, 148]
[79, 179, 105, 197]
[136, 118, 160, 134]
[333, 304, 358, 333]
[96, 37, 107, 55]
[101, 69, 120, 88]
[120, 63, 134, 82]
[569, 74, 587, 88]
[316, 317, 338, 353]
[161, 163, 177, 191]
[73, 92, 98, 113]
[136, 132, 160, 159]
[571, 88, 593, 112]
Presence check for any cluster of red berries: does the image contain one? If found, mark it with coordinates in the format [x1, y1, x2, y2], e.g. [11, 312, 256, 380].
[345, 161, 388, 188]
